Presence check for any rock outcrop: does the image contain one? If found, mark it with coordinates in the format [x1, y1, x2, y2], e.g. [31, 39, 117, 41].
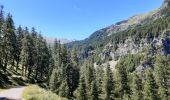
[162, 0, 170, 8]
[102, 30, 170, 60]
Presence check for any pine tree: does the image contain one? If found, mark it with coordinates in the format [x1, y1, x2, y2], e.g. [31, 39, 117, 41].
[90, 80, 99, 100]
[54, 39, 61, 68]
[0, 5, 4, 69]
[103, 64, 115, 100]
[49, 40, 71, 98]
[143, 68, 158, 100]
[76, 76, 87, 100]
[84, 60, 95, 99]
[49, 69, 56, 91]
[58, 79, 69, 97]
[51, 68, 62, 94]
[47, 46, 55, 84]
[131, 73, 143, 100]
[15, 25, 24, 72]
[29, 27, 38, 78]
[0, 5, 4, 26]
[155, 55, 170, 100]
[66, 51, 79, 98]
[20, 28, 30, 76]
[116, 62, 130, 99]
[96, 65, 104, 99]
[2, 13, 17, 72]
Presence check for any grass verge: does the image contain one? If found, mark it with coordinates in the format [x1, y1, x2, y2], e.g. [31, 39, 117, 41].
[0, 89, 5, 93]
[22, 85, 66, 100]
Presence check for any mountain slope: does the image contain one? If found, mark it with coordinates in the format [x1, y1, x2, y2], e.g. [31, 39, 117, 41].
[67, 0, 170, 59]
[162, 0, 170, 8]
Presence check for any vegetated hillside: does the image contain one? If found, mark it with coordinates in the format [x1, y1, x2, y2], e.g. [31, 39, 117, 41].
[65, 1, 170, 99]
[67, 0, 170, 59]
[2, 0, 170, 100]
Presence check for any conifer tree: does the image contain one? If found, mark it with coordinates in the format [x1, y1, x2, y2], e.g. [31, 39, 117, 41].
[76, 76, 87, 100]
[29, 27, 38, 78]
[49, 69, 57, 91]
[3, 13, 17, 71]
[84, 60, 95, 99]
[15, 25, 24, 72]
[90, 80, 99, 100]
[155, 55, 170, 99]
[58, 79, 69, 97]
[47, 46, 55, 84]
[96, 65, 104, 99]
[116, 62, 130, 99]
[143, 68, 158, 100]
[66, 51, 79, 98]
[20, 28, 30, 76]
[103, 64, 115, 100]
[131, 73, 143, 100]
[0, 5, 4, 69]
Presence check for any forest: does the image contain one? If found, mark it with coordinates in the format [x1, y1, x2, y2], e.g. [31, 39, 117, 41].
[1, 1, 170, 100]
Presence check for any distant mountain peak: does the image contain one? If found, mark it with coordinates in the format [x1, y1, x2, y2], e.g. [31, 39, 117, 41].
[162, 0, 170, 8]
[44, 37, 73, 44]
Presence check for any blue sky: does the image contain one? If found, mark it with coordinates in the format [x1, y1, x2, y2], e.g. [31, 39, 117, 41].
[0, 0, 164, 40]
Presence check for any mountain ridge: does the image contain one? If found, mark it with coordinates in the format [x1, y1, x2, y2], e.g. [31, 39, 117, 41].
[67, 1, 165, 48]
[67, 0, 170, 59]
[44, 36, 73, 44]
[162, 0, 170, 8]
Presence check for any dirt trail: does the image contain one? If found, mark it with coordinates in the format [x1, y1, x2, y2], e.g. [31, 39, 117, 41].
[0, 87, 25, 100]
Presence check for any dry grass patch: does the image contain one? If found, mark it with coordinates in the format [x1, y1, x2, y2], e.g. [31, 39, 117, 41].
[22, 85, 66, 100]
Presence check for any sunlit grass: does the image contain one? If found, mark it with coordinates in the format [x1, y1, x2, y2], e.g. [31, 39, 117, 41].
[22, 85, 66, 100]
[0, 88, 6, 93]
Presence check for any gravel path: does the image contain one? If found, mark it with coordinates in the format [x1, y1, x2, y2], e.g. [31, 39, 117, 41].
[0, 87, 25, 100]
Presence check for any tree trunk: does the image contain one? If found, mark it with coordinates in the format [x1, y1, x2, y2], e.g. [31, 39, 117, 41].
[22, 65, 24, 76]
[16, 61, 19, 73]
[4, 54, 8, 72]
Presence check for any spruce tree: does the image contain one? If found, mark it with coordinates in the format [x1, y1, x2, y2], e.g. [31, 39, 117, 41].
[47, 46, 55, 85]
[116, 62, 130, 99]
[66, 54, 79, 98]
[49, 69, 56, 91]
[76, 76, 87, 100]
[20, 28, 30, 76]
[103, 64, 115, 100]
[0, 5, 4, 69]
[3, 13, 17, 71]
[58, 79, 69, 97]
[143, 68, 158, 100]
[155, 55, 170, 100]
[96, 65, 104, 99]
[131, 73, 143, 100]
[90, 80, 99, 100]
[15, 25, 24, 72]
[29, 27, 38, 78]
[84, 60, 95, 99]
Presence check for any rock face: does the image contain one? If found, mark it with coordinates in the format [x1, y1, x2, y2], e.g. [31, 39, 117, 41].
[102, 35, 170, 61]
[100, 30, 170, 71]
[162, 0, 170, 8]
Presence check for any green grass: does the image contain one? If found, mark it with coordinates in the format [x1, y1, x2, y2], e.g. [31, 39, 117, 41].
[22, 85, 66, 100]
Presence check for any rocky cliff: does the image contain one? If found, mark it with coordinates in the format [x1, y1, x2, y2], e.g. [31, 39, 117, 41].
[67, 0, 170, 73]
[100, 29, 170, 72]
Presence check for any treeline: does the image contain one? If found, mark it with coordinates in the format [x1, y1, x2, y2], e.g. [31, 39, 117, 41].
[0, 5, 53, 81]
[68, 8, 170, 60]
[109, 15, 170, 45]
[71, 54, 170, 100]
[49, 40, 79, 99]
[0, 5, 80, 99]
